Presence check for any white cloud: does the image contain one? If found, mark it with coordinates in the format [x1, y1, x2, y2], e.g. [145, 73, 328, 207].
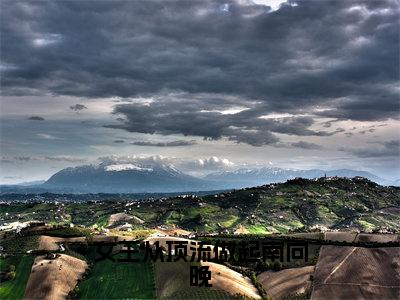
[32, 33, 62, 47]
[97, 155, 235, 176]
[37, 133, 60, 140]
[250, 0, 294, 10]
[197, 156, 235, 168]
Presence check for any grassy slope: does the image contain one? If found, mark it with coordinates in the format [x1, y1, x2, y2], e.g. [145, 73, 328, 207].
[166, 289, 239, 299]
[95, 214, 109, 228]
[1, 178, 399, 233]
[1, 236, 39, 254]
[205, 178, 400, 233]
[0, 255, 34, 300]
[76, 253, 155, 299]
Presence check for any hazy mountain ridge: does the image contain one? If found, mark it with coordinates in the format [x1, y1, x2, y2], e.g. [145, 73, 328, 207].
[205, 167, 396, 187]
[41, 162, 217, 193]
[1, 162, 398, 194]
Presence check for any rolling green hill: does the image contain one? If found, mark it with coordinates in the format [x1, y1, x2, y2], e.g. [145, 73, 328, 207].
[1, 177, 399, 234]
[124, 177, 400, 233]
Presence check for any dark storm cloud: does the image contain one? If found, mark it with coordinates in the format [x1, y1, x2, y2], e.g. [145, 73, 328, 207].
[359, 128, 376, 135]
[290, 141, 323, 150]
[1, 156, 32, 163]
[28, 116, 45, 121]
[105, 95, 336, 146]
[1, 156, 87, 163]
[44, 156, 87, 163]
[339, 140, 400, 158]
[70, 104, 88, 112]
[1, 0, 399, 144]
[345, 132, 354, 138]
[131, 140, 197, 147]
[335, 128, 346, 134]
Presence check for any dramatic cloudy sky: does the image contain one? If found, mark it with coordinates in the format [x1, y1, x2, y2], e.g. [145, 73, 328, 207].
[1, 0, 399, 183]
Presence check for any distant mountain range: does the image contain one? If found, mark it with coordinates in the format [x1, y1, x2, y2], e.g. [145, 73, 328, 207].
[1, 162, 398, 194]
[204, 167, 397, 188]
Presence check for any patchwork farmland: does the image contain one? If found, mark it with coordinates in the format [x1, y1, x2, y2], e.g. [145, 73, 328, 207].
[0, 177, 399, 299]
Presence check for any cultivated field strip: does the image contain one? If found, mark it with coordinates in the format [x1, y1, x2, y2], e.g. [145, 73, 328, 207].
[311, 245, 400, 300]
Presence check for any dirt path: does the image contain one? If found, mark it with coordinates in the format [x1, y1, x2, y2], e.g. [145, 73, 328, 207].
[323, 247, 356, 284]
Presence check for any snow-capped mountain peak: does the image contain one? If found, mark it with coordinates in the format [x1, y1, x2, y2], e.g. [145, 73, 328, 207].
[104, 164, 153, 172]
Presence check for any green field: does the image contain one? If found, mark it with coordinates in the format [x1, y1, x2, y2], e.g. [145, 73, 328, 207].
[0, 255, 34, 300]
[76, 253, 156, 299]
[155, 260, 241, 300]
[94, 214, 110, 228]
[166, 289, 240, 299]
[1, 236, 39, 253]
[246, 224, 271, 234]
